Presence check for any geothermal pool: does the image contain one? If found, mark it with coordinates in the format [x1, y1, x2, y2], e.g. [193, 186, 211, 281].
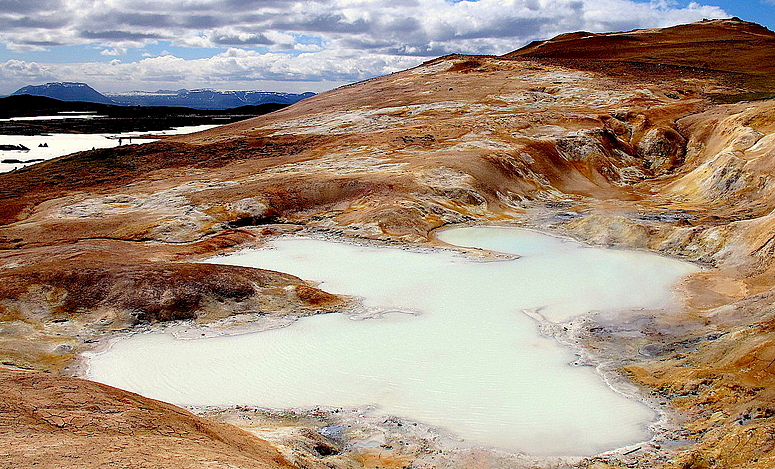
[86, 226, 698, 456]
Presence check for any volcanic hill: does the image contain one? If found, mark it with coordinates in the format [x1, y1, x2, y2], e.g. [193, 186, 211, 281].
[2, 18, 775, 469]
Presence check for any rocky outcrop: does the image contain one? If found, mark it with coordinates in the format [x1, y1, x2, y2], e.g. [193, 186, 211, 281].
[0, 251, 346, 371]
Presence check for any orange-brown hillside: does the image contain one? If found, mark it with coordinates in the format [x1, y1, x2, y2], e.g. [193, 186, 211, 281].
[0, 368, 297, 469]
[506, 18, 775, 90]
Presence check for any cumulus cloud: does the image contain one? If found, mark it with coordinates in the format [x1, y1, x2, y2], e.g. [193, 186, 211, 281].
[100, 47, 128, 56]
[3, 48, 418, 83]
[0, 0, 730, 92]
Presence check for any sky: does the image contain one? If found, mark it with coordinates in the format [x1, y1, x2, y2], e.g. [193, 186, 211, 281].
[0, 0, 772, 95]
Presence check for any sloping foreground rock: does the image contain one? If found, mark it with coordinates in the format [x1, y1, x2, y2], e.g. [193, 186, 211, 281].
[0, 368, 297, 469]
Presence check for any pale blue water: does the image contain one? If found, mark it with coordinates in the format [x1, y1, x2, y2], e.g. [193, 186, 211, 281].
[86, 226, 698, 456]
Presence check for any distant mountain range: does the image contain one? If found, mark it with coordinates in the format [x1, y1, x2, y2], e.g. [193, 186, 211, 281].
[13, 82, 116, 105]
[10, 82, 314, 110]
[107, 89, 315, 109]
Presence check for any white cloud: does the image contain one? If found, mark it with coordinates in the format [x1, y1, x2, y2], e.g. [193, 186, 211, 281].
[0, 0, 730, 54]
[294, 43, 323, 52]
[0, 48, 416, 92]
[0, 0, 730, 93]
[100, 47, 127, 56]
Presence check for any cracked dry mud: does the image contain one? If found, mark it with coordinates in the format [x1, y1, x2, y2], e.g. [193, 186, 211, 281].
[3, 18, 775, 469]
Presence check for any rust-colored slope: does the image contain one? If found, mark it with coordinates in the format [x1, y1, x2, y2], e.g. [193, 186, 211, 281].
[0, 368, 297, 469]
[506, 18, 775, 89]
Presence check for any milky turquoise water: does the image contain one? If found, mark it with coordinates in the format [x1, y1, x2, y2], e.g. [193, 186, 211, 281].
[86, 226, 698, 456]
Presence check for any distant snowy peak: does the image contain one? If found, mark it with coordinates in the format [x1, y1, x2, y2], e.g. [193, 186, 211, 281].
[12, 82, 116, 105]
[11, 82, 314, 110]
[106, 89, 315, 109]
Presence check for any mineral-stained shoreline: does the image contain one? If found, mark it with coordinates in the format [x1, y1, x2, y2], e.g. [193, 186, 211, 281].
[70, 249, 699, 469]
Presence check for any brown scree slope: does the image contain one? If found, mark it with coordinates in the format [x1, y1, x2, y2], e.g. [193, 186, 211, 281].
[2, 18, 775, 468]
[0, 368, 297, 469]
